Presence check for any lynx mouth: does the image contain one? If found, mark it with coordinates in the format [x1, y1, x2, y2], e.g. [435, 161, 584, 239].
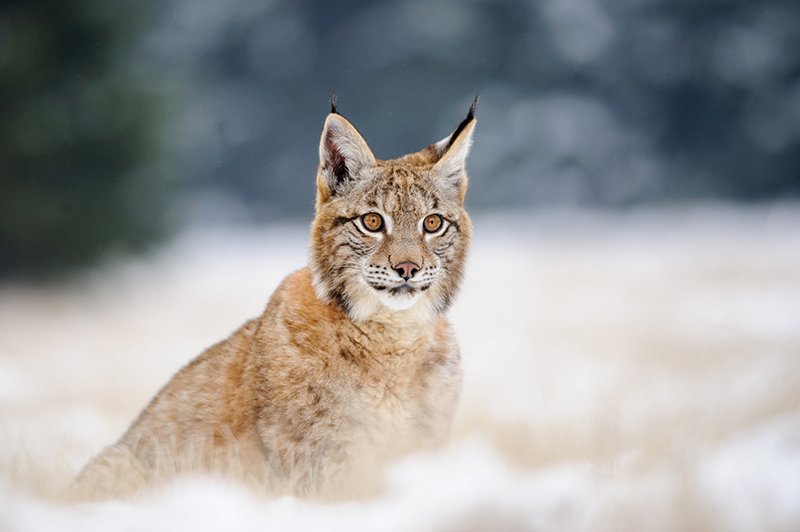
[367, 283, 415, 294]
[367, 282, 432, 294]
[388, 284, 415, 296]
[367, 282, 426, 293]
[366, 281, 428, 311]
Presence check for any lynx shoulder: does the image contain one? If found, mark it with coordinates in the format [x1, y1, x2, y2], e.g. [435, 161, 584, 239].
[75, 98, 477, 499]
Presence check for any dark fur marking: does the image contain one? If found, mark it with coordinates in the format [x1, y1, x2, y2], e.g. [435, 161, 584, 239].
[332, 241, 355, 255]
[307, 385, 321, 406]
[445, 170, 462, 183]
[388, 286, 415, 296]
[446, 95, 479, 150]
[329, 286, 352, 314]
[346, 244, 369, 255]
[346, 233, 371, 253]
[329, 91, 338, 114]
[434, 241, 456, 257]
[430, 222, 457, 244]
[324, 132, 349, 193]
[339, 348, 355, 362]
[334, 215, 359, 226]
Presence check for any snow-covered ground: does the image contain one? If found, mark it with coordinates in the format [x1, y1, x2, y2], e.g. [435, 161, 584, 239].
[1, 204, 799, 531]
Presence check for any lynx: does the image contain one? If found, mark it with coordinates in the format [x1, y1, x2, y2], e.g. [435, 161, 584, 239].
[76, 97, 477, 499]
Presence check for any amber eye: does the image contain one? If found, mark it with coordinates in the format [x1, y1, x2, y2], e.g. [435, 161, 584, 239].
[423, 214, 443, 233]
[361, 212, 384, 232]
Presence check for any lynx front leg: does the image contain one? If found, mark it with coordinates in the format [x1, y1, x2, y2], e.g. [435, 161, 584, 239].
[72, 443, 150, 499]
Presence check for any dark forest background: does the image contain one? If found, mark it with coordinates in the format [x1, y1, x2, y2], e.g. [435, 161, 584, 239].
[2, 0, 799, 277]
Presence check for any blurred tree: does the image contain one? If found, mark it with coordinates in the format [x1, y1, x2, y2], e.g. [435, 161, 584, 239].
[604, 0, 800, 201]
[1, 0, 798, 280]
[0, 0, 167, 278]
[141, 0, 799, 216]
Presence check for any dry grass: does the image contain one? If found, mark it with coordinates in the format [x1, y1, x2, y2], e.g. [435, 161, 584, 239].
[1, 204, 799, 531]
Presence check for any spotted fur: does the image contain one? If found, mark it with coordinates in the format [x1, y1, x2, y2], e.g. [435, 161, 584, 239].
[75, 102, 477, 500]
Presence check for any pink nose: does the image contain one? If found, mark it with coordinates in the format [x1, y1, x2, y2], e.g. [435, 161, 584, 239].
[394, 261, 420, 281]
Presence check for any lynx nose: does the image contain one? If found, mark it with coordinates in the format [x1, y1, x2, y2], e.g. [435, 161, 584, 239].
[394, 261, 420, 281]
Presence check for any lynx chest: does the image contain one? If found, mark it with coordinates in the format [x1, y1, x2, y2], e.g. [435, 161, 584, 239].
[332, 321, 461, 451]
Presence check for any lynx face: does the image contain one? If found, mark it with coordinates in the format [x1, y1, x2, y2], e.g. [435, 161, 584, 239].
[310, 102, 476, 321]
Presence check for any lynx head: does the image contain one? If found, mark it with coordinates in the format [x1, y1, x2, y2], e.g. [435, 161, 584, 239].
[310, 98, 477, 322]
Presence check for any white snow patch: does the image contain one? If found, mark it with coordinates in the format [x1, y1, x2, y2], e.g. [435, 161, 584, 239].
[1, 205, 799, 531]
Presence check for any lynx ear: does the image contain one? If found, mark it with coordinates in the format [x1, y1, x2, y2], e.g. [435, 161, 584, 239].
[318, 110, 376, 199]
[431, 97, 478, 201]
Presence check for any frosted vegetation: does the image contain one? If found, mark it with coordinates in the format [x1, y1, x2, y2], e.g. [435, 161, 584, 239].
[1, 206, 799, 531]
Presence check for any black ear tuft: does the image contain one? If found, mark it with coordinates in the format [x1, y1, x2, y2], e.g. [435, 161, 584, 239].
[467, 94, 479, 121]
[329, 91, 338, 114]
[447, 94, 480, 149]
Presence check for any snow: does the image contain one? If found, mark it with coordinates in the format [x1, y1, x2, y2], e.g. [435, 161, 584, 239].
[1, 204, 799, 531]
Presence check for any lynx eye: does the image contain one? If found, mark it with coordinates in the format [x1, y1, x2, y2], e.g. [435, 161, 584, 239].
[423, 214, 443, 233]
[361, 212, 384, 232]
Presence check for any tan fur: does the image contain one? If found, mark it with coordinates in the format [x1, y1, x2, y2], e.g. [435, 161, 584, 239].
[75, 104, 476, 500]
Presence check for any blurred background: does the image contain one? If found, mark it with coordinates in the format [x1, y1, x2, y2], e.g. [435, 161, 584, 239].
[2, 0, 799, 277]
[2, 2, 800, 531]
